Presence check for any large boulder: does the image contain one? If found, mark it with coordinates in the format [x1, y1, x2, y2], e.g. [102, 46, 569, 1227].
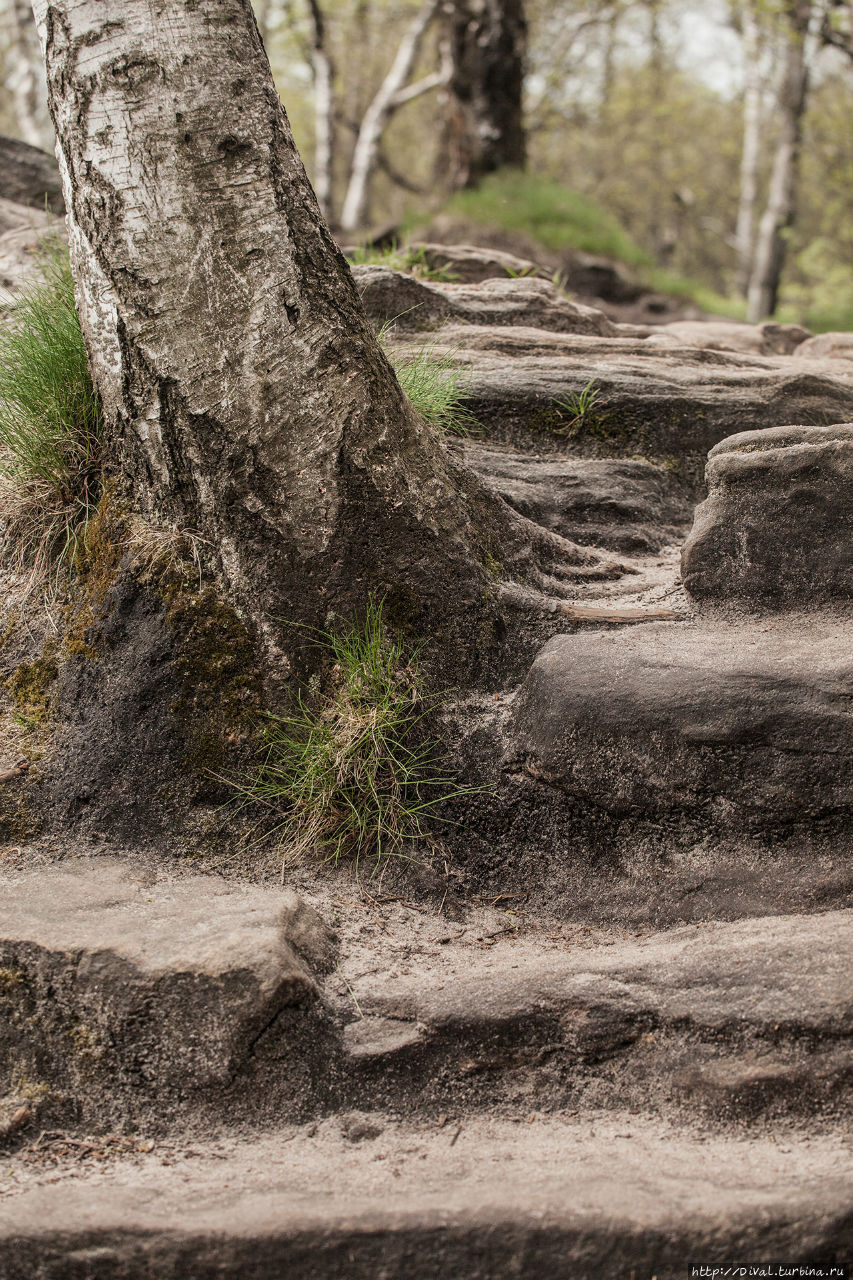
[682, 423, 853, 606]
[647, 319, 812, 357]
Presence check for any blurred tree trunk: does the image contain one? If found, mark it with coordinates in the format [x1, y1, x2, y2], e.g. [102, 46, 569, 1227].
[32, 0, 605, 676]
[339, 0, 448, 232]
[734, 0, 763, 298]
[306, 0, 335, 218]
[4, 0, 49, 147]
[441, 0, 527, 190]
[747, 0, 821, 321]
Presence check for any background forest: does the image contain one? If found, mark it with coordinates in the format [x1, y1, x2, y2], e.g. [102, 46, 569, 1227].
[2, 0, 853, 330]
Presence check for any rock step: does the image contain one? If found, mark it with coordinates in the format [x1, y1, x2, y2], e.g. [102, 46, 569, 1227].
[337, 908, 853, 1125]
[2, 860, 851, 1131]
[1, 1115, 850, 1279]
[452, 614, 853, 923]
[431, 334, 853, 465]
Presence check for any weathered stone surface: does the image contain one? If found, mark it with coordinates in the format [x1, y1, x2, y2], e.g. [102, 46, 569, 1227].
[647, 318, 812, 356]
[0, 135, 64, 215]
[682, 423, 853, 605]
[407, 241, 546, 283]
[426, 334, 853, 463]
[1, 1114, 850, 1280]
[508, 618, 853, 832]
[794, 331, 853, 362]
[352, 265, 616, 334]
[0, 859, 335, 1125]
[462, 442, 690, 553]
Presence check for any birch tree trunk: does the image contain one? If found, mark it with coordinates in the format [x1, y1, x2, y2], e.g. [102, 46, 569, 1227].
[441, 0, 527, 190]
[32, 0, 615, 679]
[339, 0, 446, 232]
[746, 0, 820, 321]
[5, 0, 49, 147]
[306, 0, 335, 220]
[734, 0, 763, 298]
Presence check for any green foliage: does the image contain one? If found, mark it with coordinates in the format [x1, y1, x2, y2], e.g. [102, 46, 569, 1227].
[349, 243, 458, 281]
[380, 324, 477, 436]
[0, 248, 103, 583]
[228, 596, 463, 868]
[444, 170, 653, 265]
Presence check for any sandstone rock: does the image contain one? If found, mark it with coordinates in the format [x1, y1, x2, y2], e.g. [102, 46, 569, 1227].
[352, 265, 616, 335]
[0, 858, 335, 1125]
[794, 331, 853, 362]
[0, 136, 64, 215]
[421, 332, 853, 463]
[647, 318, 812, 356]
[509, 618, 853, 831]
[407, 241, 546, 283]
[462, 442, 690, 553]
[0, 220, 66, 295]
[2, 1111, 850, 1278]
[681, 423, 853, 605]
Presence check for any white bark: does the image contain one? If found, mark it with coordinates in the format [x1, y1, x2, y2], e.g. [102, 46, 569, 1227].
[5, 0, 49, 147]
[307, 0, 335, 218]
[747, 0, 825, 321]
[30, 0, 600, 673]
[340, 0, 444, 232]
[734, 1, 763, 298]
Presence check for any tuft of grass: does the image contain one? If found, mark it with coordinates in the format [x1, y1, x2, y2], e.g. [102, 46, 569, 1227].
[549, 379, 603, 436]
[0, 248, 104, 587]
[379, 322, 477, 436]
[226, 596, 465, 870]
[349, 242, 459, 281]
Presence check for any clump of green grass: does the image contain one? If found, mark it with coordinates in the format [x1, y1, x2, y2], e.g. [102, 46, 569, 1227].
[379, 322, 477, 436]
[549, 379, 603, 436]
[349, 242, 459, 281]
[228, 596, 464, 870]
[0, 248, 103, 585]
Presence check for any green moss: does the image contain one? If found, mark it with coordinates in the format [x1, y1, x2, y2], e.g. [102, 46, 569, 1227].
[6, 647, 58, 726]
[161, 578, 262, 777]
[62, 483, 129, 659]
[0, 969, 26, 994]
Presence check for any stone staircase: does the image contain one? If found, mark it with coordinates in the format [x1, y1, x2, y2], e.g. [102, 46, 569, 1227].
[2, 251, 853, 1277]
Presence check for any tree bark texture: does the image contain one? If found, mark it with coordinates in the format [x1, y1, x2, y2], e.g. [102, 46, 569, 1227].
[441, 0, 526, 190]
[32, 0, 613, 680]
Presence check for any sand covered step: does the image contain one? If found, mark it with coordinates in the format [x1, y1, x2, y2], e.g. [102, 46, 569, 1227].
[0, 859, 336, 1129]
[352, 264, 617, 334]
[682, 424, 853, 606]
[1, 1115, 850, 1280]
[340, 910, 853, 1124]
[425, 335, 853, 462]
[462, 442, 691, 553]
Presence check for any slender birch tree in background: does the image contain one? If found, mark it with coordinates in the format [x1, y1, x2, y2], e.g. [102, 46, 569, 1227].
[747, 0, 826, 319]
[3, 0, 48, 146]
[30, 0, 611, 677]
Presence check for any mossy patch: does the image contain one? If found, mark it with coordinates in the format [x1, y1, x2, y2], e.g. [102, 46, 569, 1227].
[161, 577, 262, 779]
[6, 645, 58, 727]
[62, 482, 129, 659]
